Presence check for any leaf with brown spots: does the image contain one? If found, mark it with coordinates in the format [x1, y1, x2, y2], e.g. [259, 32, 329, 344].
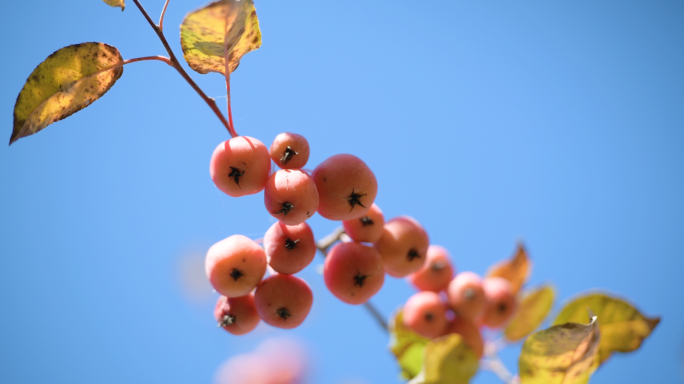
[10, 43, 124, 145]
[421, 334, 479, 384]
[553, 293, 660, 364]
[505, 285, 556, 342]
[518, 315, 600, 384]
[180, 0, 262, 75]
[102, 0, 125, 11]
[486, 243, 531, 294]
[389, 309, 430, 380]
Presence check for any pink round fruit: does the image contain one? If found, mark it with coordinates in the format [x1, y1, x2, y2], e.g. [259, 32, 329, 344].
[481, 277, 517, 328]
[403, 291, 448, 338]
[374, 216, 429, 278]
[210, 136, 271, 197]
[270, 132, 310, 170]
[443, 317, 484, 358]
[408, 245, 455, 292]
[254, 274, 313, 329]
[264, 169, 319, 225]
[205, 235, 267, 298]
[214, 294, 261, 335]
[324, 242, 385, 305]
[311, 154, 378, 221]
[342, 203, 385, 243]
[263, 221, 316, 275]
[446, 272, 486, 320]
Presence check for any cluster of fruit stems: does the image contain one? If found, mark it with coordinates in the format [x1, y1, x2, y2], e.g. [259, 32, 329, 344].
[116, 2, 518, 383]
[316, 227, 518, 384]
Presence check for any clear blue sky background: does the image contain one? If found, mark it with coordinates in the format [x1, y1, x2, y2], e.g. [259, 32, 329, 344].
[1, 1, 682, 383]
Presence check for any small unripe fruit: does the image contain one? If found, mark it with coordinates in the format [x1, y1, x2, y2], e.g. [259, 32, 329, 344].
[270, 132, 310, 169]
[263, 221, 316, 275]
[408, 245, 455, 292]
[255, 274, 313, 329]
[446, 272, 486, 320]
[403, 291, 448, 338]
[312, 154, 378, 221]
[210, 136, 271, 197]
[342, 203, 385, 243]
[324, 242, 385, 305]
[443, 317, 484, 358]
[205, 235, 267, 298]
[374, 216, 429, 278]
[481, 277, 517, 328]
[214, 294, 261, 335]
[264, 169, 319, 225]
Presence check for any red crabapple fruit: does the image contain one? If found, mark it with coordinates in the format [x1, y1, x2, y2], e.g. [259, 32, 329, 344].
[264, 169, 319, 225]
[342, 203, 385, 243]
[481, 277, 517, 328]
[270, 132, 310, 170]
[324, 242, 385, 305]
[407, 245, 455, 292]
[446, 272, 486, 320]
[263, 221, 316, 275]
[214, 294, 261, 336]
[443, 317, 484, 358]
[403, 291, 448, 338]
[210, 136, 271, 197]
[311, 154, 378, 221]
[374, 216, 429, 278]
[205, 235, 267, 298]
[254, 274, 313, 329]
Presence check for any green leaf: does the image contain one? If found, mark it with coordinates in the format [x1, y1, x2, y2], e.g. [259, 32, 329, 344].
[102, 0, 125, 11]
[519, 315, 600, 384]
[553, 293, 660, 364]
[10, 43, 124, 145]
[422, 334, 479, 384]
[180, 0, 262, 75]
[486, 243, 531, 294]
[389, 309, 430, 379]
[505, 285, 555, 342]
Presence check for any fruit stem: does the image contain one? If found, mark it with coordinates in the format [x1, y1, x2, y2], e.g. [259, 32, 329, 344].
[158, 0, 170, 31]
[130, 0, 234, 136]
[224, 48, 239, 137]
[316, 226, 389, 334]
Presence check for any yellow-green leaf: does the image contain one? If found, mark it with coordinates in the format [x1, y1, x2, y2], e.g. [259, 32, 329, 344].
[102, 0, 125, 11]
[390, 309, 430, 380]
[422, 334, 479, 384]
[10, 43, 124, 145]
[553, 293, 660, 364]
[486, 243, 532, 294]
[519, 316, 600, 384]
[180, 0, 262, 75]
[505, 285, 555, 342]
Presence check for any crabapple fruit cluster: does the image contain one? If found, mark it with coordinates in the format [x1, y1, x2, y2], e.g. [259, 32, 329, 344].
[402, 247, 518, 358]
[205, 132, 380, 335]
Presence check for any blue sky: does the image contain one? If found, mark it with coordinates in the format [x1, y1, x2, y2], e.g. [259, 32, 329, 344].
[1, 1, 682, 383]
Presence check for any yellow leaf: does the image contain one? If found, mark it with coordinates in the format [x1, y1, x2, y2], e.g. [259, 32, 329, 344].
[553, 293, 660, 364]
[486, 243, 531, 294]
[180, 0, 262, 75]
[422, 334, 479, 384]
[389, 309, 430, 380]
[505, 285, 555, 342]
[102, 0, 125, 11]
[11, 43, 124, 145]
[519, 316, 600, 384]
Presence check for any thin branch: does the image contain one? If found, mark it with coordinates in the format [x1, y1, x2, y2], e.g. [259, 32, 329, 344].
[315, 226, 389, 334]
[130, 0, 234, 136]
[91, 55, 173, 78]
[223, 46, 238, 137]
[158, 0, 170, 31]
[482, 341, 518, 384]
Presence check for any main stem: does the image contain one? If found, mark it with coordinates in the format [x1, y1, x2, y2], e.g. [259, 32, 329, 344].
[131, 0, 236, 137]
[316, 227, 389, 333]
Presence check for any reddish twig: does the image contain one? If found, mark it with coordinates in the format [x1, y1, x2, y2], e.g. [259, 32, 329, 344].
[158, 0, 170, 31]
